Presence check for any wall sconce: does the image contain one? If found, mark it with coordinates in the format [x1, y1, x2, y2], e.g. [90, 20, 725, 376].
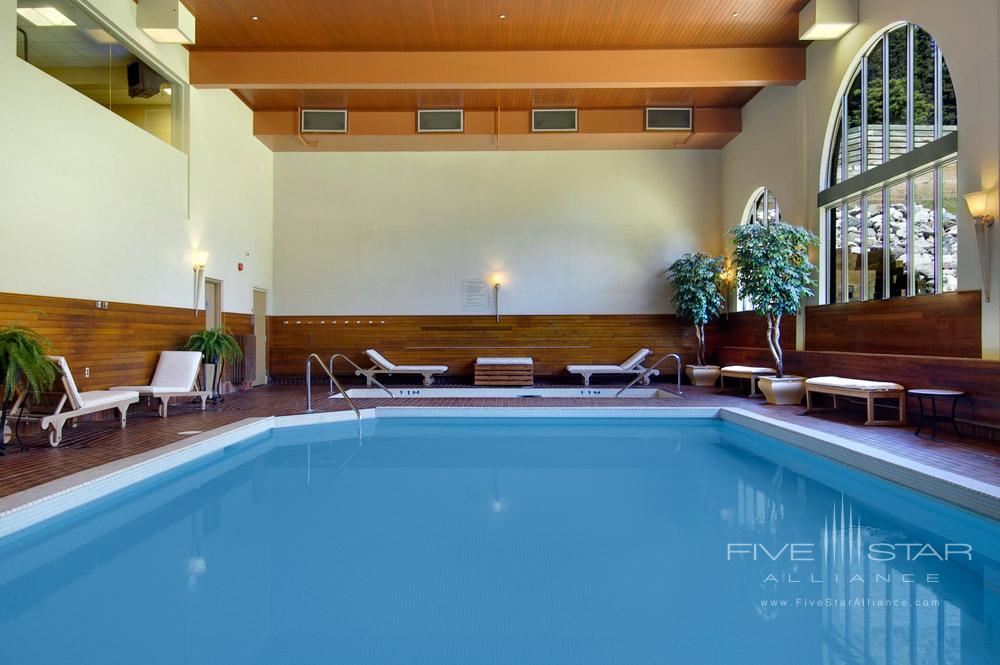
[965, 191, 995, 303]
[718, 257, 737, 318]
[491, 273, 505, 322]
[193, 251, 209, 316]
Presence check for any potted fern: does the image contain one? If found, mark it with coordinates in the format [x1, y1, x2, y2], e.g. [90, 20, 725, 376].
[667, 252, 725, 386]
[730, 220, 817, 405]
[1, 326, 57, 454]
[181, 326, 242, 402]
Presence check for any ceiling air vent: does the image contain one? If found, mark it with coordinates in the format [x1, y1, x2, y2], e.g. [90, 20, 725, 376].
[531, 109, 578, 132]
[301, 109, 348, 133]
[417, 109, 464, 133]
[645, 107, 693, 131]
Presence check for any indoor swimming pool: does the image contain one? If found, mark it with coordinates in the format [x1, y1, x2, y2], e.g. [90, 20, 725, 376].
[0, 415, 997, 664]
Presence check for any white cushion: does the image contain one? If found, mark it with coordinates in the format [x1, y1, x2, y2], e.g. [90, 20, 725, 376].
[567, 365, 634, 373]
[112, 385, 198, 395]
[48, 356, 84, 410]
[151, 351, 202, 389]
[806, 376, 904, 391]
[619, 348, 651, 370]
[721, 366, 775, 374]
[365, 349, 397, 371]
[79, 390, 139, 409]
[476, 357, 533, 365]
[394, 365, 448, 373]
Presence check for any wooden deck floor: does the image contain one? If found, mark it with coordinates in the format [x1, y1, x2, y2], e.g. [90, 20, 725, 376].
[1, 382, 998, 499]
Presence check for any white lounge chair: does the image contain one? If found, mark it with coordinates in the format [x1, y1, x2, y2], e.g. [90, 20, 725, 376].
[40, 356, 140, 447]
[567, 349, 659, 386]
[111, 351, 210, 417]
[357, 349, 448, 386]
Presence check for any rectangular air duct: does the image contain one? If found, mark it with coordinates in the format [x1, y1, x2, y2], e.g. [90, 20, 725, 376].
[531, 109, 578, 132]
[417, 109, 464, 132]
[645, 107, 693, 131]
[301, 109, 348, 133]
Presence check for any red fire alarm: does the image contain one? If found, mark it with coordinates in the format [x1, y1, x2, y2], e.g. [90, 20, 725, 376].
[237, 262, 245, 272]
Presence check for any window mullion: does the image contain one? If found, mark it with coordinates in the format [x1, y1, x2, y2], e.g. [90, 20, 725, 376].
[882, 187, 890, 299]
[860, 193, 868, 299]
[906, 24, 915, 154]
[934, 166, 943, 292]
[934, 41, 943, 140]
[882, 35, 890, 166]
[842, 202, 849, 302]
[906, 178, 915, 296]
[860, 58, 868, 173]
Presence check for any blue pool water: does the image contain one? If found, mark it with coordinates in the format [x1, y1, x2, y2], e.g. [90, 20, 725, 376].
[1, 417, 998, 664]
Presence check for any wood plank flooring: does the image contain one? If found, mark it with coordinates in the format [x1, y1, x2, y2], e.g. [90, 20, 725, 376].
[1, 382, 997, 500]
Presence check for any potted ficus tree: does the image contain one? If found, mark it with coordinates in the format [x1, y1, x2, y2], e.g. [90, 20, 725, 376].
[730, 220, 817, 405]
[667, 252, 726, 386]
[181, 326, 243, 402]
[1, 326, 57, 455]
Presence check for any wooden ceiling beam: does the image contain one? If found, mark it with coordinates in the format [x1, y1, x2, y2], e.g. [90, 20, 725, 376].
[190, 48, 805, 90]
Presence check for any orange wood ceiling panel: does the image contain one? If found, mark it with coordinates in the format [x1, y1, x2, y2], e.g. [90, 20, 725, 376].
[184, 0, 807, 51]
[235, 86, 761, 111]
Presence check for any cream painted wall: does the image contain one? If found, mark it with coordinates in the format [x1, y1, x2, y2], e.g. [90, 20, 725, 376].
[274, 150, 722, 315]
[720, 0, 1000, 357]
[0, 0, 273, 314]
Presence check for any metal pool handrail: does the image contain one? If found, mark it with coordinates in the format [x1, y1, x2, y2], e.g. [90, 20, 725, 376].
[306, 353, 360, 418]
[327, 353, 394, 399]
[615, 353, 683, 397]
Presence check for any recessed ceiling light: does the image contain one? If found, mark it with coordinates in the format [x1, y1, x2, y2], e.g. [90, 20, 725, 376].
[732, 11, 740, 17]
[499, 13, 507, 19]
[16, 7, 76, 27]
[251, 16, 259, 21]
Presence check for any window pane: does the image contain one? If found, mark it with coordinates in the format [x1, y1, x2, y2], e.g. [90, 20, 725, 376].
[15, 0, 175, 146]
[846, 198, 863, 301]
[888, 181, 909, 297]
[941, 57, 957, 135]
[940, 161, 959, 292]
[846, 72, 863, 179]
[912, 27, 935, 148]
[766, 190, 779, 223]
[912, 170, 936, 294]
[887, 27, 908, 160]
[866, 41, 884, 170]
[829, 110, 843, 186]
[754, 193, 766, 224]
[829, 206, 843, 303]
[865, 192, 885, 300]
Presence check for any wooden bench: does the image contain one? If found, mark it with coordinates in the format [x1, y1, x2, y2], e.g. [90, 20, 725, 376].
[804, 376, 906, 426]
[475, 357, 534, 386]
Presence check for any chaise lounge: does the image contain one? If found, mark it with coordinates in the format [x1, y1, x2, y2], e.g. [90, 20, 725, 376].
[357, 349, 448, 386]
[804, 376, 907, 426]
[567, 349, 659, 386]
[40, 356, 140, 447]
[111, 351, 210, 417]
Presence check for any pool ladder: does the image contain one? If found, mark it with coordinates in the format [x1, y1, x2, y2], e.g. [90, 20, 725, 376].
[615, 353, 683, 397]
[305, 353, 394, 416]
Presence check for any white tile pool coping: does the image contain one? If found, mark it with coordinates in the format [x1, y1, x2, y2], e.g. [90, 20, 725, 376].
[0, 406, 997, 539]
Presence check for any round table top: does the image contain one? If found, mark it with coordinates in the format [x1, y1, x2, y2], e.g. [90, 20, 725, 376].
[907, 388, 965, 397]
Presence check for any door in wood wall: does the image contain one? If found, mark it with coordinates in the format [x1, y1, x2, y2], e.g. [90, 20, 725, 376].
[252, 288, 268, 386]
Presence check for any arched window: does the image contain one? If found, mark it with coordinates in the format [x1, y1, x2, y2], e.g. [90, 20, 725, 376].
[736, 187, 782, 311]
[821, 23, 958, 304]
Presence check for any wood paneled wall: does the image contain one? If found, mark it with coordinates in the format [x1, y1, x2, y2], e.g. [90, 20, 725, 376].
[711, 310, 797, 356]
[0, 292, 251, 391]
[804, 291, 981, 358]
[268, 314, 699, 379]
[719, 346, 1000, 431]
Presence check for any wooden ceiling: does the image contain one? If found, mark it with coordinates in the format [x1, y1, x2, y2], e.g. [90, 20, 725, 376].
[180, 1, 808, 150]
[183, 0, 806, 51]
[235, 87, 762, 112]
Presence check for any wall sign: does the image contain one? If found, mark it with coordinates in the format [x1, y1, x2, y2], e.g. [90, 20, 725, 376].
[462, 280, 490, 313]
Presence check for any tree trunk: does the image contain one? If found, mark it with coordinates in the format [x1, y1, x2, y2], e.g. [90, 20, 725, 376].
[774, 314, 783, 377]
[695, 324, 706, 366]
[765, 314, 783, 378]
[0, 395, 9, 457]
